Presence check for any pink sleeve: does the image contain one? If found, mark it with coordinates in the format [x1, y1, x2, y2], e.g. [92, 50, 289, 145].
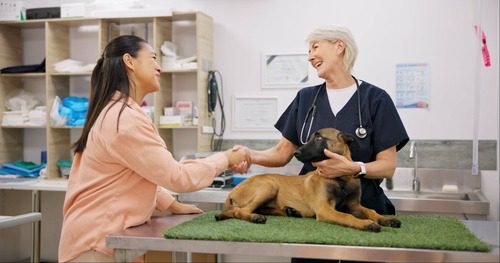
[156, 187, 176, 212]
[107, 119, 228, 193]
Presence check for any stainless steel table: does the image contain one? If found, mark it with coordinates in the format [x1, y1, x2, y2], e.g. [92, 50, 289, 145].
[106, 214, 499, 263]
[1, 178, 68, 263]
[0, 212, 41, 229]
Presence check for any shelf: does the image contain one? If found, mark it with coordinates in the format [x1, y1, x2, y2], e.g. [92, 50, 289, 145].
[0, 13, 214, 262]
[0, 13, 200, 26]
[50, 126, 83, 129]
[0, 12, 213, 179]
[0, 73, 46, 78]
[172, 11, 198, 21]
[158, 125, 198, 129]
[0, 17, 100, 27]
[0, 19, 45, 28]
[46, 18, 100, 27]
[1, 125, 46, 129]
[101, 17, 157, 25]
[49, 72, 92, 76]
[161, 68, 197, 74]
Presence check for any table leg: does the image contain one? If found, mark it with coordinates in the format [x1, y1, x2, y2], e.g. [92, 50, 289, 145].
[31, 190, 40, 263]
[114, 249, 146, 263]
[216, 203, 223, 263]
[114, 249, 127, 262]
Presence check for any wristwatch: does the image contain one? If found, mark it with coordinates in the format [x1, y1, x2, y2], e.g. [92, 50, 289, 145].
[355, 162, 366, 178]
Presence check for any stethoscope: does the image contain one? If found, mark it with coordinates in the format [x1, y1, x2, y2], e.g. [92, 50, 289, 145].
[299, 75, 367, 144]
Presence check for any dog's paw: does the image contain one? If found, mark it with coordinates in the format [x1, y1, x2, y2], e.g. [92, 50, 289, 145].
[379, 218, 401, 228]
[250, 214, 267, 224]
[285, 207, 302, 218]
[387, 218, 401, 228]
[214, 214, 226, 221]
[366, 223, 381, 232]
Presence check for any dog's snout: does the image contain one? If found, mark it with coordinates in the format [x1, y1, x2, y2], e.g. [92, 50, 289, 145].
[293, 149, 302, 158]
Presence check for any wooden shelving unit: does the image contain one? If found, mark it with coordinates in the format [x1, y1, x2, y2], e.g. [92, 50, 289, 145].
[0, 12, 213, 179]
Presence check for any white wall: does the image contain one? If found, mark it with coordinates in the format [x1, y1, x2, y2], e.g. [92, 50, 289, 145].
[20, 0, 499, 142]
[160, 0, 499, 142]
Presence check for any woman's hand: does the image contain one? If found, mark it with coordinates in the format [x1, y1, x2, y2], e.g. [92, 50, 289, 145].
[312, 149, 359, 178]
[168, 200, 203, 214]
[225, 145, 252, 173]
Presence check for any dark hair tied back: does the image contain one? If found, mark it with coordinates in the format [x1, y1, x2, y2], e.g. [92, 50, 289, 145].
[73, 35, 148, 153]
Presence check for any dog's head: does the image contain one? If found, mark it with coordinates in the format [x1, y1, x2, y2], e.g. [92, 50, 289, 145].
[294, 128, 356, 163]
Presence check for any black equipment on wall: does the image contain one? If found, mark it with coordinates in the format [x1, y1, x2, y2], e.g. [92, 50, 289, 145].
[208, 71, 218, 113]
[207, 70, 226, 151]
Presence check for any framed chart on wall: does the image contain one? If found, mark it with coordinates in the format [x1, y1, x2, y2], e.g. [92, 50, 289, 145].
[395, 63, 430, 109]
[261, 51, 310, 88]
[232, 96, 278, 131]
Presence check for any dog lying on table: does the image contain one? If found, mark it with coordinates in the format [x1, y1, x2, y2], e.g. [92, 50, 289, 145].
[215, 128, 401, 232]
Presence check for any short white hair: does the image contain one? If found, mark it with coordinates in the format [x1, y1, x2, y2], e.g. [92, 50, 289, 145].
[306, 25, 358, 72]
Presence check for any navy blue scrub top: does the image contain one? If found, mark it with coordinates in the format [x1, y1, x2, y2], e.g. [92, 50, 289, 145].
[275, 80, 409, 215]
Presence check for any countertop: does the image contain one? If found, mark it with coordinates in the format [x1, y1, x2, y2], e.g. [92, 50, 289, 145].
[0, 177, 68, 191]
[0, 178, 490, 218]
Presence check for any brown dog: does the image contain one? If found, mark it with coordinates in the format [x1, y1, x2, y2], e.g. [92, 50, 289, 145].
[215, 128, 401, 232]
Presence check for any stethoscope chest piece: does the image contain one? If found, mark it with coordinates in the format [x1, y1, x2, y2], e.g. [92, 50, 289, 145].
[355, 126, 367, 139]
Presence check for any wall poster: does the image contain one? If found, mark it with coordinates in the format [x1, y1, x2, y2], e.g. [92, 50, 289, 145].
[395, 63, 430, 109]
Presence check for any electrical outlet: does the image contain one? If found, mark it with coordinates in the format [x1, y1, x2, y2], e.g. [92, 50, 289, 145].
[202, 126, 213, 134]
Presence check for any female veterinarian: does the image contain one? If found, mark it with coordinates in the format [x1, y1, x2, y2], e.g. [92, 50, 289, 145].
[58, 35, 249, 262]
[235, 24, 408, 236]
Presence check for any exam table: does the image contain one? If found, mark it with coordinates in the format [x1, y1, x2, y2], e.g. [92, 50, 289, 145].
[106, 214, 499, 263]
[0, 212, 42, 262]
[0, 212, 41, 230]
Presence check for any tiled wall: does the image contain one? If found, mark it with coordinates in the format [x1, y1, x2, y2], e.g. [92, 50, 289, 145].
[218, 140, 497, 171]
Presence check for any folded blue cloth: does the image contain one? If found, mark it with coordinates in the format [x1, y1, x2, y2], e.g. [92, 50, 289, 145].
[0, 161, 45, 177]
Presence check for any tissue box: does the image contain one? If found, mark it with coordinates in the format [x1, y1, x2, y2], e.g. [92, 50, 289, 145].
[175, 100, 193, 126]
[159, 115, 183, 127]
[164, 107, 179, 116]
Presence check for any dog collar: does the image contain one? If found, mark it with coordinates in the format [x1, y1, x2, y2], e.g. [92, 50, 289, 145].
[355, 162, 366, 178]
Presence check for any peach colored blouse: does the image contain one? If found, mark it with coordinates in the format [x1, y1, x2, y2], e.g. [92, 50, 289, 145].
[58, 94, 227, 262]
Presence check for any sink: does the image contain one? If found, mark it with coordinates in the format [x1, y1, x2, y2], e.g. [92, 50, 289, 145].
[387, 191, 469, 201]
[386, 190, 489, 217]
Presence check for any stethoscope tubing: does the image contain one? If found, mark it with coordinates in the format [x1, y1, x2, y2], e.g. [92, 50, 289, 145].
[299, 75, 366, 144]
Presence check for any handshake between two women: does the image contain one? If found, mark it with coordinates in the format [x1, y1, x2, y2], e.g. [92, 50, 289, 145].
[224, 146, 252, 173]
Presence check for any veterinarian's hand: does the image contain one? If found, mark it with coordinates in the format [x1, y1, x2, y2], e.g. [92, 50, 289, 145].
[168, 201, 203, 214]
[225, 146, 251, 173]
[313, 149, 360, 178]
[227, 145, 252, 173]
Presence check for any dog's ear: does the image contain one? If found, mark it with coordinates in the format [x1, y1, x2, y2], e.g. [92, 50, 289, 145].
[338, 132, 359, 152]
[338, 132, 355, 144]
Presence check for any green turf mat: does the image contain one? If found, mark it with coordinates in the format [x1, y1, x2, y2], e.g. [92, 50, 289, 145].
[164, 211, 491, 252]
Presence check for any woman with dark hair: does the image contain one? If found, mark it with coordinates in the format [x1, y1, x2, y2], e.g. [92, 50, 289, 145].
[58, 35, 249, 262]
